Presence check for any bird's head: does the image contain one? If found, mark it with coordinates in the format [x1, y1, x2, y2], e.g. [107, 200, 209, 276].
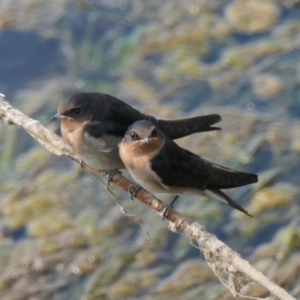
[121, 120, 165, 155]
[51, 93, 107, 123]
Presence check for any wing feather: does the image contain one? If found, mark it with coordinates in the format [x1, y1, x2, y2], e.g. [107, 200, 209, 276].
[151, 139, 257, 190]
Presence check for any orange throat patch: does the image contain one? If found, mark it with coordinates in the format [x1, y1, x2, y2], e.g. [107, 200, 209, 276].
[123, 138, 164, 157]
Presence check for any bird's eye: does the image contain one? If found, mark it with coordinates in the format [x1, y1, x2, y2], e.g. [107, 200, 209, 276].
[151, 128, 157, 137]
[130, 132, 138, 140]
[73, 108, 81, 114]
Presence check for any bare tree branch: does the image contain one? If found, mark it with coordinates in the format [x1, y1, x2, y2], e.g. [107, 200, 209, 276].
[0, 95, 296, 300]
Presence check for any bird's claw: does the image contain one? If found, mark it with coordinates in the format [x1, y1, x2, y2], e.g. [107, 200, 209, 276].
[128, 184, 140, 200]
[80, 159, 85, 168]
[105, 169, 121, 186]
[162, 195, 179, 220]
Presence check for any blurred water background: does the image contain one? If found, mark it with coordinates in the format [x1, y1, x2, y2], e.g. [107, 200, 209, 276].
[0, 0, 300, 299]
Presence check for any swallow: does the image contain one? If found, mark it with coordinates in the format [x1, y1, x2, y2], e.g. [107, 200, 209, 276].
[51, 92, 222, 171]
[119, 120, 258, 217]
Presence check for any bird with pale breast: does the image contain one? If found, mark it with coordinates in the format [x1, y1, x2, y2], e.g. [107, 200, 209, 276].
[52, 92, 222, 171]
[119, 120, 258, 217]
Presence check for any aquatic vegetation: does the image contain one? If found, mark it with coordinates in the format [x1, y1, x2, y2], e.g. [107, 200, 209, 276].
[249, 184, 296, 215]
[156, 260, 216, 293]
[69, 248, 102, 276]
[135, 248, 159, 268]
[119, 76, 157, 102]
[225, 0, 280, 34]
[0, 0, 69, 36]
[139, 15, 231, 57]
[252, 73, 283, 100]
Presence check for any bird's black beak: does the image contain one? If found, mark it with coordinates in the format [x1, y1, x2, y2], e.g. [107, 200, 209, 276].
[51, 113, 62, 120]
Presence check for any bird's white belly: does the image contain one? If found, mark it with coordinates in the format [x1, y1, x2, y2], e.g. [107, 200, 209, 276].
[129, 161, 168, 193]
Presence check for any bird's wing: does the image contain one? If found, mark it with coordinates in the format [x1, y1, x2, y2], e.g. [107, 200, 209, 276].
[95, 94, 222, 140]
[151, 139, 257, 190]
[149, 114, 222, 139]
[206, 161, 258, 189]
[83, 121, 124, 152]
[84, 121, 128, 138]
[83, 94, 145, 152]
[150, 139, 213, 190]
[93, 94, 145, 128]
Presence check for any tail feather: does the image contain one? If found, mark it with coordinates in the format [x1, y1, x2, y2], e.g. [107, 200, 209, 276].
[206, 188, 252, 217]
